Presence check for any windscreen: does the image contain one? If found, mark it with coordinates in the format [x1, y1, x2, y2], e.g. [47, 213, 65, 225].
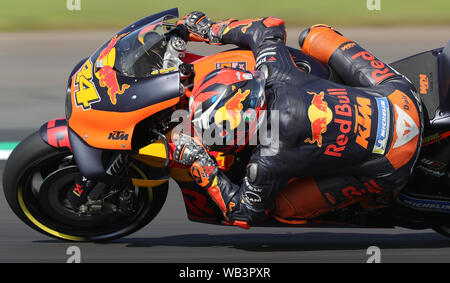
[114, 15, 176, 78]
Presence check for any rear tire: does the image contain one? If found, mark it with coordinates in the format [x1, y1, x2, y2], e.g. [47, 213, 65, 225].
[3, 131, 168, 242]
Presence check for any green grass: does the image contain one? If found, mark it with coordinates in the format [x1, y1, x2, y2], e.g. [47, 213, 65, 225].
[1, 0, 449, 30]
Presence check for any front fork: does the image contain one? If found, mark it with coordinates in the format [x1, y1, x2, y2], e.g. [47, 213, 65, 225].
[39, 118, 168, 212]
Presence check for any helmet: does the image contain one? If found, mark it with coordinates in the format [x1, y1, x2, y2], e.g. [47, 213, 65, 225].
[189, 68, 266, 153]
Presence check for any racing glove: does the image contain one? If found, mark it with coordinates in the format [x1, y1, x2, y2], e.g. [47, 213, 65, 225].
[173, 133, 238, 221]
[173, 133, 219, 188]
[177, 11, 216, 42]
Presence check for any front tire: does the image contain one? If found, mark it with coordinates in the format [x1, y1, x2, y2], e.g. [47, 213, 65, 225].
[3, 131, 168, 242]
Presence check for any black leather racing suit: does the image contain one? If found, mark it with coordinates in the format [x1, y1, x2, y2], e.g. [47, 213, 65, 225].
[189, 17, 423, 225]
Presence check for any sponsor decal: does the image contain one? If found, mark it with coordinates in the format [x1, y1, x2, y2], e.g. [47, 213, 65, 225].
[340, 42, 356, 51]
[304, 91, 333, 147]
[355, 97, 372, 149]
[373, 97, 390, 154]
[95, 33, 130, 105]
[416, 158, 447, 177]
[151, 67, 177, 75]
[214, 88, 251, 130]
[215, 61, 247, 70]
[256, 52, 277, 62]
[108, 130, 129, 141]
[398, 194, 450, 213]
[351, 51, 395, 84]
[341, 180, 382, 200]
[385, 90, 421, 169]
[73, 59, 101, 110]
[242, 73, 253, 80]
[324, 88, 352, 157]
[72, 184, 84, 197]
[419, 73, 429, 95]
[422, 132, 441, 144]
[392, 104, 419, 149]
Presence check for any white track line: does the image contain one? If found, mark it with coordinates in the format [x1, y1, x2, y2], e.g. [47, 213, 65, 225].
[0, 150, 12, 160]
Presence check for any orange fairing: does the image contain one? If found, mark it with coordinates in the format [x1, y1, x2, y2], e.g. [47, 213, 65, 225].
[190, 50, 256, 96]
[69, 93, 179, 150]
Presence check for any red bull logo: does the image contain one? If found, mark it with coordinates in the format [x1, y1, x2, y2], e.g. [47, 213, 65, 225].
[304, 91, 333, 147]
[95, 33, 130, 105]
[324, 88, 353, 157]
[214, 88, 251, 130]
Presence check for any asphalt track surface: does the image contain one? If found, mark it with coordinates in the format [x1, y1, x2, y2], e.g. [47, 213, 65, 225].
[1, 27, 450, 263]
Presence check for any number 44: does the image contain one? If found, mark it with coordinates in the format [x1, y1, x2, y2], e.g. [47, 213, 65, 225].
[73, 59, 101, 110]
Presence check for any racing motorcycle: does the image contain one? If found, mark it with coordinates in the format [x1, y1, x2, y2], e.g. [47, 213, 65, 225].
[3, 8, 450, 242]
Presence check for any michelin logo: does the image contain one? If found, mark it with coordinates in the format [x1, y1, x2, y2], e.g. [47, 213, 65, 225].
[373, 97, 390, 154]
[398, 194, 450, 213]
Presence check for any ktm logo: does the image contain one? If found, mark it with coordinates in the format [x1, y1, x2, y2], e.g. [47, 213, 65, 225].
[108, 131, 129, 141]
[355, 97, 372, 149]
[341, 42, 356, 51]
[419, 74, 429, 94]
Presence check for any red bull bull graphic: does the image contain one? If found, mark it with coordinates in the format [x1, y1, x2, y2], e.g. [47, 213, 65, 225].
[95, 33, 130, 105]
[214, 88, 251, 130]
[304, 91, 333, 147]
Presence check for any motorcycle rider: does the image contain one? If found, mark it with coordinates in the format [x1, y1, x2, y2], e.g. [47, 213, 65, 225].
[173, 12, 423, 228]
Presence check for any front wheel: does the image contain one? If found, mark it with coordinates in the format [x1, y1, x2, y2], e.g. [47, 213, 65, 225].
[3, 131, 168, 242]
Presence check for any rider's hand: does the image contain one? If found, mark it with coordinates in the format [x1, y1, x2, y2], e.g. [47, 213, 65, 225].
[189, 155, 219, 188]
[173, 133, 219, 187]
[173, 133, 208, 166]
[176, 11, 215, 42]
